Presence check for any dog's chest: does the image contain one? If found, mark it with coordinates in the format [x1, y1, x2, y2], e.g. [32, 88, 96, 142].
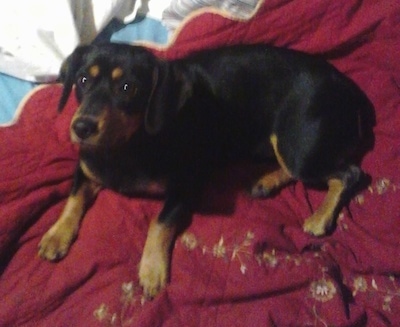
[79, 148, 167, 196]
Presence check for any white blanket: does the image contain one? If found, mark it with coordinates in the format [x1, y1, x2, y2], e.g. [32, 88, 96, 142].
[0, 0, 254, 82]
[0, 0, 137, 82]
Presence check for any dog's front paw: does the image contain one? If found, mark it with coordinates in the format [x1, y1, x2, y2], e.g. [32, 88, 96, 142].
[38, 223, 77, 261]
[138, 251, 168, 299]
[138, 219, 175, 298]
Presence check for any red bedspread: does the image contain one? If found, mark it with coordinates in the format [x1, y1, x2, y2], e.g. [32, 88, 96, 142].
[1, 1, 400, 326]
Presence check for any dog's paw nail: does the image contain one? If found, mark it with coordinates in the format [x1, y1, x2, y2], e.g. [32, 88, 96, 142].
[251, 184, 272, 198]
[140, 277, 165, 300]
[138, 259, 167, 299]
[38, 244, 66, 261]
[38, 245, 66, 261]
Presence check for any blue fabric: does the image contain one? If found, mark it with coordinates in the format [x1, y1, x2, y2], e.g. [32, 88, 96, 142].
[0, 16, 168, 124]
[111, 16, 168, 45]
[0, 74, 36, 124]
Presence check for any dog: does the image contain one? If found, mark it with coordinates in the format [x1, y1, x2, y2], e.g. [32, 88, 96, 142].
[38, 43, 374, 298]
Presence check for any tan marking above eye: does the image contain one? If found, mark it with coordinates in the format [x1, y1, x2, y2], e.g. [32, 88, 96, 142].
[112, 67, 124, 80]
[89, 65, 100, 77]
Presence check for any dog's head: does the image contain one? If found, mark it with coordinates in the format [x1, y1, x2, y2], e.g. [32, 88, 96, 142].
[58, 43, 192, 148]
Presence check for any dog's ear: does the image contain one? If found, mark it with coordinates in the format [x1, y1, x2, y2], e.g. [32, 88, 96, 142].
[57, 45, 91, 112]
[144, 62, 193, 134]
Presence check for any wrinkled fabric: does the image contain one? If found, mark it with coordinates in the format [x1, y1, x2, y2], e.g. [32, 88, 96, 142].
[0, 0, 399, 326]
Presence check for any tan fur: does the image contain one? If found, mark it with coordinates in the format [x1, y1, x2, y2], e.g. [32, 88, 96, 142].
[38, 181, 100, 260]
[303, 178, 345, 236]
[252, 167, 293, 194]
[138, 218, 176, 298]
[89, 65, 100, 78]
[112, 67, 123, 80]
[266, 134, 346, 236]
[70, 106, 142, 147]
[270, 134, 292, 178]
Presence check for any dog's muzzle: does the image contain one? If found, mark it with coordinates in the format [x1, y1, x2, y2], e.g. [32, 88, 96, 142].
[72, 117, 98, 141]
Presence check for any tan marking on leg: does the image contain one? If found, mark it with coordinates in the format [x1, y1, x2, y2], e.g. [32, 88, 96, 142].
[89, 65, 100, 78]
[138, 218, 176, 298]
[251, 167, 293, 197]
[112, 112, 143, 143]
[38, 181, 100, 261]
[80, 161, 103, 185]
[303, 178, 345, 236]
[270, 134, 293, 178]
[111, 67, 123, 80]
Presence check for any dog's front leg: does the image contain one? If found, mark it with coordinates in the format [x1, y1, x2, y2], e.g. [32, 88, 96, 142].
[138, 217, 176, 299]
[139, 186, 193, 299]
[39, 165, 100, 261]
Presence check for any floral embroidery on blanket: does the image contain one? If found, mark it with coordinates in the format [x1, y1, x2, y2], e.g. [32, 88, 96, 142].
[181, 230, 327, 273]
[94, 177, 399, 325]
[350, 275, 400, 313]
[309, 278, 337, 302]
[181, 230, 255, 274]
[354, 177, 398, 205]
[94, 282, 146, 326]
[180, 230, 341, 326]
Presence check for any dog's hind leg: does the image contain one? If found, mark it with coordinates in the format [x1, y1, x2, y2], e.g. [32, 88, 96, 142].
[251, 134, 294, 197]
[303, 165, 361, 236]
[303, 178, 344, 236]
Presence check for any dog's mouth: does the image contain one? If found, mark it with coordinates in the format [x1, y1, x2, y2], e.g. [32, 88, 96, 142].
[70, 117, 102, 148]
[70, 111, 143, 148]
[70, 132, 100, 147]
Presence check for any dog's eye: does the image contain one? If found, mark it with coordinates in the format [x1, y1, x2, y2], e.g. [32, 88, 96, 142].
[77, 76, 88, 86]
[120, 82, 137, 96]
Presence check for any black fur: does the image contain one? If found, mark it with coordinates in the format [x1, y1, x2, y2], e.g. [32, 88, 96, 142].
[59, 43, 373, 196]
[55, 43, 374, 294]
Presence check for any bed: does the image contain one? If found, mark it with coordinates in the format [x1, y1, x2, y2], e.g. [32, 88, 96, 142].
[1, 0, 400, 326]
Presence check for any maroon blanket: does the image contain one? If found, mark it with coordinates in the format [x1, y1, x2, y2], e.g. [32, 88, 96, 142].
[1, 1, 400, 326]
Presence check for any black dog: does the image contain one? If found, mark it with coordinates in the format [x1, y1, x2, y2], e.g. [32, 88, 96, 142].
[38, 43, 373, 298]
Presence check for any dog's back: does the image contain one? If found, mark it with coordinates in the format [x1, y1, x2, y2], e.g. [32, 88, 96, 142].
[171, 44, 373, 182]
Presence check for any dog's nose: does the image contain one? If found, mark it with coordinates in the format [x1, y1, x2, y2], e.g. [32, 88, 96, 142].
[72, 118, 98, 140]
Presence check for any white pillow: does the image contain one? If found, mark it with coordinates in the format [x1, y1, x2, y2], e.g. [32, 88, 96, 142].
[162, 0, 260, 32]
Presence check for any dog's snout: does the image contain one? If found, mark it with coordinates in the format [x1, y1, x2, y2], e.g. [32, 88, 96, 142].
[72, 118, 98, 140]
